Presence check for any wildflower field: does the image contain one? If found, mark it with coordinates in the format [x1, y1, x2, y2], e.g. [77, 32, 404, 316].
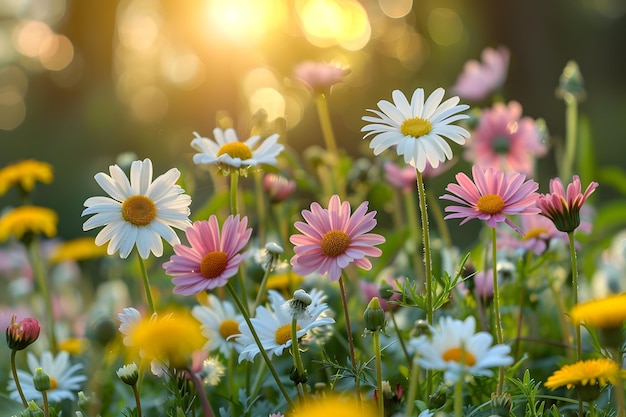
[1, 1, 626, 417]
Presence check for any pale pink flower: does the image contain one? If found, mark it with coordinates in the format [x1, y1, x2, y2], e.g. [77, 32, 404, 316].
[440, 165, 540, 234]
[451, 46, 510, 101]
[263, 173, 296, 203]
[360, 275, 403, 312]
[163, 215, 252, 295]
[536, 175, 598, 233]
[290, 195, 385, 282]
[294, 61, 349, 94]
[383, 161, 416, 192]
[464, 101, 546, 175]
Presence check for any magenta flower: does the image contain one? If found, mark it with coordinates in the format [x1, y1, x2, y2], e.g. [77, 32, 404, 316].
[536, 175, 598, 233]
[294, 61, 350, 94]
[451, 46, 510, 101]
[6, 314, 40, 350]
[464, 101, 547, 175]
[290, 195, 385, 282]
[163, 215, 252, 295]
[440, 165, 540, 234]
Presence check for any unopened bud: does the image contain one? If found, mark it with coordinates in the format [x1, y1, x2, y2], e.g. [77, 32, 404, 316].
[33, 368, 50, 392]
[363, 297, 386, 333]
[557, 60, 586, 101]
[116, 363, 139, 386]
[23, 401, 44, 417]
[6, 315, 40, 351]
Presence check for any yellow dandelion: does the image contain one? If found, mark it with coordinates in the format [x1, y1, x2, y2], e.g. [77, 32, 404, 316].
[0, 159, 53, 196]
[292, 395, 377, 417]
[49, 237, 108, 263]
[544, 358, 621, 390]
[59, 338, 90, 355]
[266, 271, 303, 295]
[0, 206, 58, 242]
[570, 293, 626, 328]
[128, 310, 207, 370]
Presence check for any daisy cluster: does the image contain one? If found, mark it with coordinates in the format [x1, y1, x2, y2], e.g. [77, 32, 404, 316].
[1, 46, 624, 417]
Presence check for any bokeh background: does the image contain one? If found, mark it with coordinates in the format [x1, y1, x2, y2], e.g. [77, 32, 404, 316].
[1, 0, 625, 241]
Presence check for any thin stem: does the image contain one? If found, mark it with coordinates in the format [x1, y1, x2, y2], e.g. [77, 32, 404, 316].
[11, 350, 28, 407]
[404, 359, 421, 417]
[568, 232, 582, 362]
[314, 93, 344, 197]
[454, 377, 463, 417]
[253, 255, 277, 311]
[42, 390, 50, 417]
[389, 309, 412, 365]
[226, 282, 295, 408]
[562, 93, 578, 180]
[230, 170, 240, 216]
[292, 316, 306, 404]
[415, 171, 433, 324]
[188, 368, 215, 417]
[490, 227, 505, 395]
[136, 252, 156, 315]
[611, 347, 626, 417]
[338, 275, 362, 405]
[254, 170, 267, 242]
[426, 187, 452, 248]
[403, 190, 424, 282]
[373, 331, 384, 417]
[27, 240, 58, 353]
[132, 384, 143, 417]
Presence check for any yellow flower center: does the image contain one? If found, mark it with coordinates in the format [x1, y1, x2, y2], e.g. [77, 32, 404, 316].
[200, 251, 228, 279]
[400, 117, 432, 138]
[121, 195, 156, 226]
[275, 323, 302, 345]
[524, 227, 548, 241]
[476, 194, 505, 215]
[219, 318, 241, 340]
[49, 377, 58, 390]
[320, 230, 351, 257]
[442, 347, 476, 366]
[217, 142, 253, 160]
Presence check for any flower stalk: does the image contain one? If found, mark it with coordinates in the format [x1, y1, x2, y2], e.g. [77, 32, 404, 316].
[490, 227, 505, 395]
[339, 275, 362, 405]
[137, 252, 156, 314]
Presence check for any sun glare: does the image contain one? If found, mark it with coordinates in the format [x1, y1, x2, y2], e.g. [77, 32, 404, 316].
[205, 0, 286, 46]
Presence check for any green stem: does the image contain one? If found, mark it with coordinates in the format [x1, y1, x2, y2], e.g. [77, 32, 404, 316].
[338, 275, 362, 405]
[292, 316, 306, 404]
[568, 232, 582, 362]
[11, 350, 28, 407]
[611, 347, 626, 417]
[254, 170, 267, 242]
[136, 253, 156, 314]
[253, 255, 277, 311]
[42, 390, 50, 417]
[490, 227, 504, 395]
[562, 93, 578, 180]
[403, 190, 424, 282]
[426, 187, 452, 248]
[404, 359, 421, 417]
[27, 240, 58, 354]
[226, 282, 294, 408]
[454, 377, 463, 417]
[230, 170, 240, 216]
[315, 93, 344, 197]
[373, 331, 384, 417]
[132, 384, 143, 417]
[389, 308, 411, 366]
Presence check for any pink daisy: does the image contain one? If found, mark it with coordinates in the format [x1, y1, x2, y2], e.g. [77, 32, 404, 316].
[451, 46, 510, 101]
[464, 101, 546, 175]
[536, 175, 598, 233]
[290, 195, 385, 282]
[163, 215, 252, 295]
[440, 165, 540, 234]
[294, 61, 350, 94]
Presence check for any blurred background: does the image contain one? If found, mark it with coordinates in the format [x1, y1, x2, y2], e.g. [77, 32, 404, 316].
[1, 0, 625, 240]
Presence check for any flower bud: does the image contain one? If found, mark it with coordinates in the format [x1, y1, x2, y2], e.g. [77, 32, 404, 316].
[116, 363, 139, 386]
[6, 314, 40, 350]
[363, 297, 386, 333]
[33, 368, 50, 392]
[263, 174, 296, 203]
[557, 60, 586, 101]
[23, 401, 44, 417]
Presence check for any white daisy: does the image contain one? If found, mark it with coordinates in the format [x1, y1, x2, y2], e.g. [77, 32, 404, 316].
[361, 88, 470, 172]
[192, 294, 244, 358]
[191, 128, 283, 174]
[410, 316, 513, 385]
[82, 158, 192, 259]
[8, 351, 86, 403]
[234, 289, 335, 363]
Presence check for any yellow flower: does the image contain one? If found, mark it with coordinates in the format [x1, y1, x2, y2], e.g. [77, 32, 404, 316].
[266, 271, 303, 294]
[292, 395, 376, 417]
[128, 310, 207, 370]
[545, 358, 622, 390]
[0, 159, 53, 196]
[59, 338, 89, 355]
[570, 293, 626, 328]
[0, 206, 58, 242]
[49, 237, 108, 263]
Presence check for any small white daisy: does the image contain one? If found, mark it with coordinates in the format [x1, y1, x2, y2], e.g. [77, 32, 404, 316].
[361, 88, 470, 172]
[410, 316, 513, 385]
[8, 351, 86, 403]
[191, 128, 283, 174]
[192, 294, 244, 358]
[82, 158, 192, 259]
[234, 289, 335, 363]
